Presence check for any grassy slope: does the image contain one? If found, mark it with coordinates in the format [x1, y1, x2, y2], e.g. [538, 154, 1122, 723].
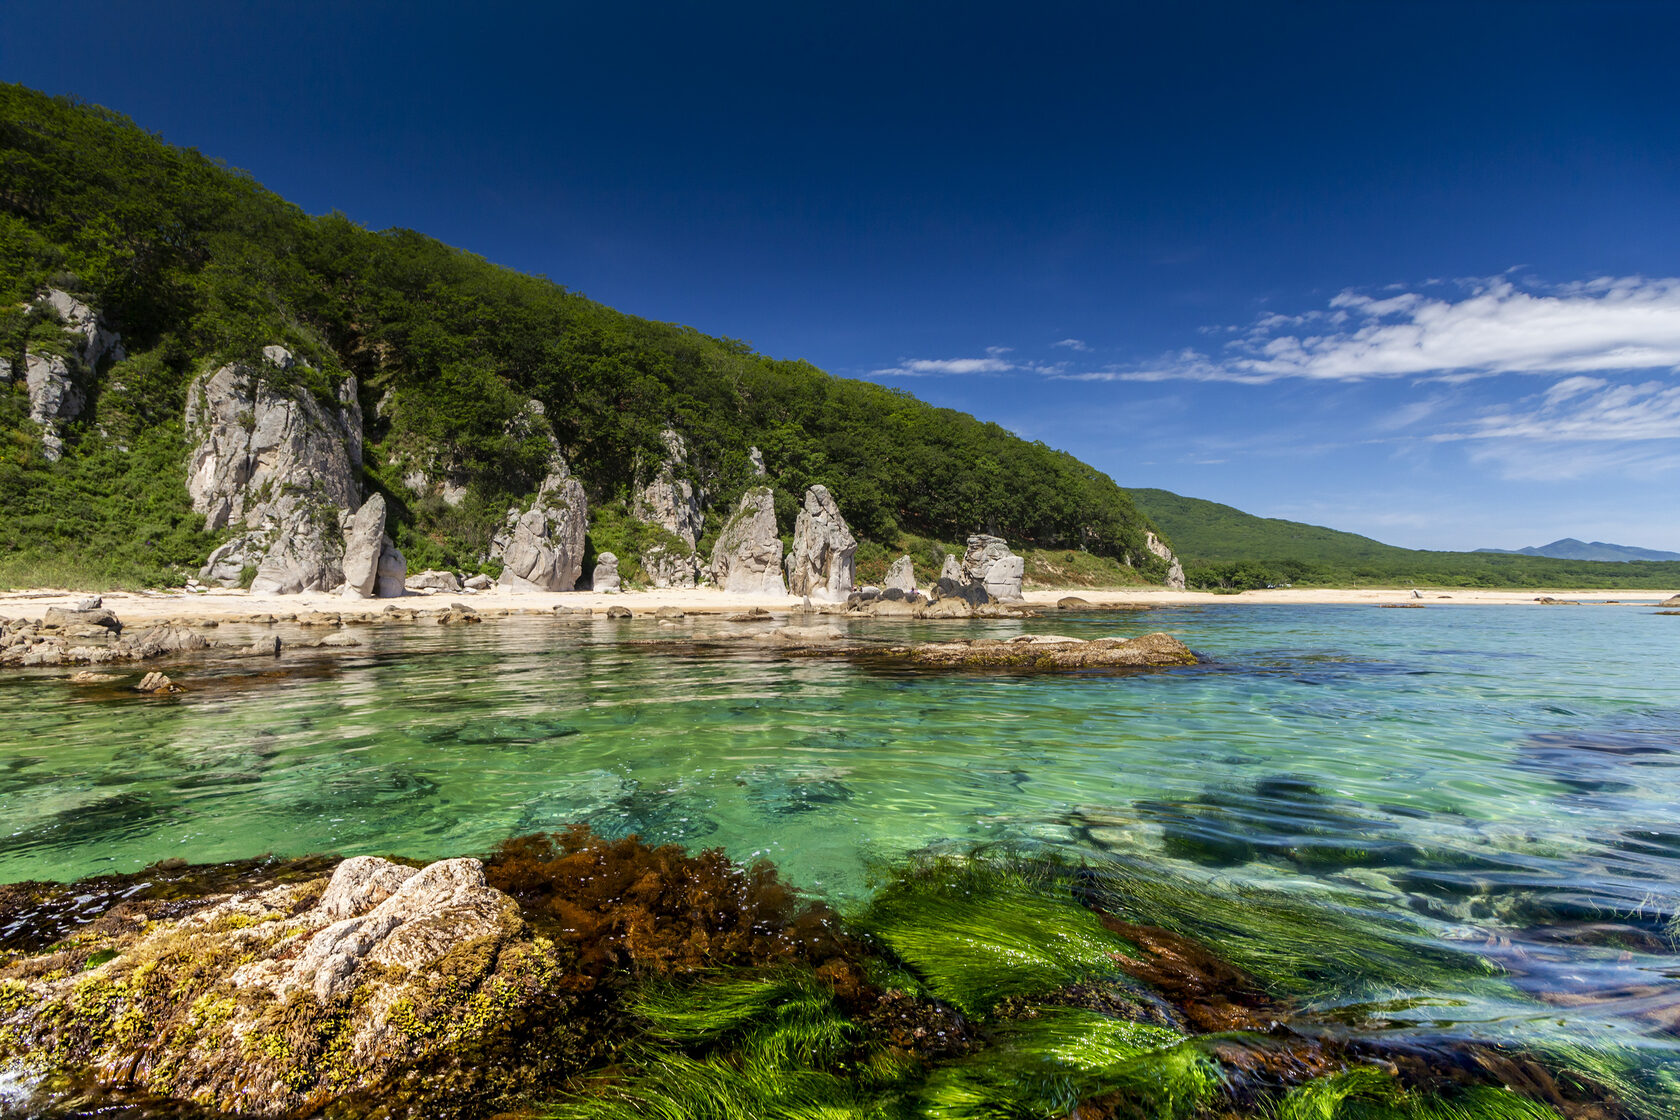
[1129, 488, 1680, 590]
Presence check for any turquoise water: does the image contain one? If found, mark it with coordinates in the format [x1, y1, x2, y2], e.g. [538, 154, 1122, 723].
[3, 603, 1679, 1059]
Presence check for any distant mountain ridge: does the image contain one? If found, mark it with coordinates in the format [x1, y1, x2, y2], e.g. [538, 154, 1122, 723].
[1475, 539, 1680, 563]
[1127, 488, 1680, 590]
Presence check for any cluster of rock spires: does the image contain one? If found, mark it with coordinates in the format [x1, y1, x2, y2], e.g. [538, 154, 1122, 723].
[5, 317, 1182, 598]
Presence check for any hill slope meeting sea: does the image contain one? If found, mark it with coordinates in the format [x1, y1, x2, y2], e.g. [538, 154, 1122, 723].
[1129, 488, 1680, 591]
[0, 84, 1177, 599]
[5, 86, 1680, 1120]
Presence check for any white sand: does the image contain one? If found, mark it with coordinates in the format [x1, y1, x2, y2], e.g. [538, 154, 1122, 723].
[0, 583, 1671, 624]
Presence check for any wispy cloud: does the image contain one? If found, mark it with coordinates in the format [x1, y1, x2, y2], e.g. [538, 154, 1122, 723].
[871, 345, 1065, 378]
[1445, 378, 1680, 443]
[1111, 276, 1680, 384]
[1051, 338, 1091, 352]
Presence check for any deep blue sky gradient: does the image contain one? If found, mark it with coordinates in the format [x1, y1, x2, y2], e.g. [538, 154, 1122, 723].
[5, 1, 1678, 549]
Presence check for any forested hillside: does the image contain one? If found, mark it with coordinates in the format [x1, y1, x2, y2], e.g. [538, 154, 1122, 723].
[1130, 488, 1680, 590]
[0, 85, 1171, 588]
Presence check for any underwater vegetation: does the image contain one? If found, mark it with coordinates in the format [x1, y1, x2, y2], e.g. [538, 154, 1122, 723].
[0, 830, 1674, 1120]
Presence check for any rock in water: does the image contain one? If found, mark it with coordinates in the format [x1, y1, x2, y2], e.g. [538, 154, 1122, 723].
[592, 551, 621, 592]
[710, 486, 787, 595]
[785, 485, 857, 601]
[1145, 531, 1186, 590]
[962, 535, 1025, 602]
[884, 555, 917, 593]
[493, 466, 589, 592]
[634, 429, 704, 549]
[186, 347, 363, 594]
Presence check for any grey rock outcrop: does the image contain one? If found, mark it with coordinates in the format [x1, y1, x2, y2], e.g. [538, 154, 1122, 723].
[710, 486, 786, 595]
[884, 555, 917, 593]
[748, 445, 767, 476]
[642, 544, 700, 589]
[199, 532, 271, 587]
[406, 569, 462, 593]
[186, 347, 363, 594]
[1145, 531, 1186, 590]
[785, 485, 857, 601]
[492, 466, 588, 592]
[962, 535, 1025, 602]
[634, 429, 704, 549]
[341, 494, 406, 599]
[940, 554, 964, 582]
[592, 552, 621, 592]
[22, 290, 124, 460]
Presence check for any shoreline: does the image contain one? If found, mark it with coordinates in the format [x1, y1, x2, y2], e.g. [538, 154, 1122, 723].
[0, 582, 1673, 624]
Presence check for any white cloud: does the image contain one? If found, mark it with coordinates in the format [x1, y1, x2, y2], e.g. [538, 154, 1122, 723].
[1121, 276, 1680, 384]
[1051, 338, 1091, 351]
[871, 355, 1016, 377]
[1448, 379, 1680, 443]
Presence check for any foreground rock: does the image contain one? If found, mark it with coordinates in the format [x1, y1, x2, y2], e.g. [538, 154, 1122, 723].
[0, 614, 212, 667]
[785, 484, 857, 601]
[0, 855, 579, 1117]
[894, 631, 1197, 669]
[187, 347, 364, 593]
[710, 486, 787, 594]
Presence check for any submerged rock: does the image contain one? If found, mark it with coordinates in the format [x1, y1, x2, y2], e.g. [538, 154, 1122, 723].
[896, 631, 1197, 669]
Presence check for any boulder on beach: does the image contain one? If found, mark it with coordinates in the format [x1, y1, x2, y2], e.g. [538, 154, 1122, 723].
[407, 569, 463, 593]
[710, 486, 786, 595]
[592, 551, 621, 592]
[884, 555, 917, 593]
[785, 484, 857, 601]
[962, 535, 1024, 602]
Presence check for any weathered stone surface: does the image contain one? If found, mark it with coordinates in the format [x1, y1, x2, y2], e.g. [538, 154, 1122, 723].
[634, 429, 704, 549]
[492, 456, 589, 592]
[1660, 594, 1680, 607]
[940, 554, 964, 582]
[463, 573, 493, 591]
[785, 485, 857, 601]
[606, 605, 632, 619]
[641, 544, 701, 589]
[932, 576, 990, 608]
[199, 531, 271, 587]
[900, 631, 1197, 669]
[592, 551, 621, 592]
[341, 494, 405, 599]
[710, 486, 786, 595]
[962, 535, 1024, 602]
[0, 615, 227, 668]
[186, 347, 363, 594]
[21, 290, 124, 460]
[1145, 531, 1186, 590]
[884, 556, 917, 593]
[407, 569, 463, 593]
[748, 445, 767, 476]
[43, 606, 121, 632]
[1058, 596, 1094, 610]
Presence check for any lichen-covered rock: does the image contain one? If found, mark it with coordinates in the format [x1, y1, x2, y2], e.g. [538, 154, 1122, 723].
[492, 465, 589, 592]
[962, 535, 1025, 602]
[900, 631, 1197, 669]
[884, 556, 917, 593]
[591, 552, 621, 592]
[634, 429, 704, 550]
[785, 485, 857, 601]
[710, 486, 786, 595]
[0, 855, 581, 1118]
[186, 347, 364, 594]
[1145, 531, 1186, 590]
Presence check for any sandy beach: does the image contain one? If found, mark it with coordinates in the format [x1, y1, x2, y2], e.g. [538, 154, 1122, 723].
[1, 582, 1672, 624]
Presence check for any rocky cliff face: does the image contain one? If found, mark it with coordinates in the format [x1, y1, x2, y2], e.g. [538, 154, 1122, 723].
[710, 487, 786, 595]
[185, 347, 365, 594]
[1146, 531, 1186, 590]
[785, 484, 857, 601]
[19, 289, 125, 460]
[634, 429, 704, 549]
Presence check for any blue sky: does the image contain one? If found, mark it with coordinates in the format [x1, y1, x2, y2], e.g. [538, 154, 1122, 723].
[5, 1, 1678, 550]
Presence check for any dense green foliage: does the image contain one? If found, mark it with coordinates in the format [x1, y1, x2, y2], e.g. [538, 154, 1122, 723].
[0, 84, 1168, 586]
[1129, 488, 1680, 591]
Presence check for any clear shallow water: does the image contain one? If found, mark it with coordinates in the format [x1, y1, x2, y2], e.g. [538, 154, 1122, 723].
[3, 604, 1679, 1059]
